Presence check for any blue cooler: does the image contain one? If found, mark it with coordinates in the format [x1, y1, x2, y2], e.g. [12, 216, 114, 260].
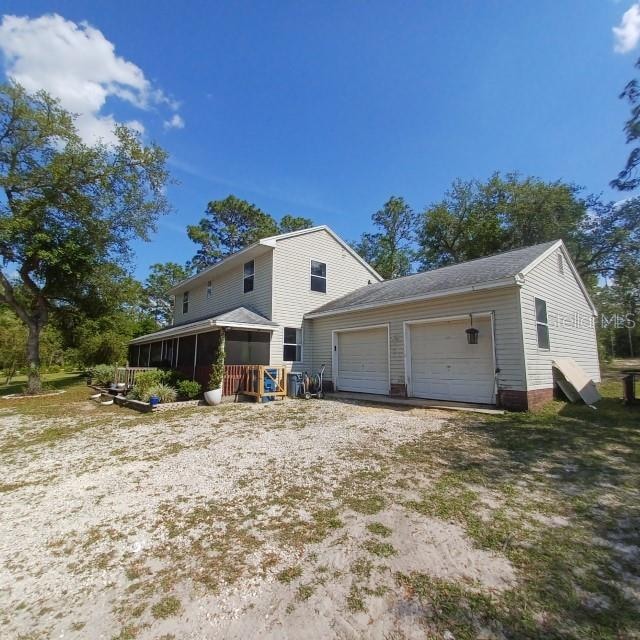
[263, 368, 278, 402]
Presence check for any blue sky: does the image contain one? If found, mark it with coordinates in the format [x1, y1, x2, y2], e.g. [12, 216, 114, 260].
[1, 1, 638, 280]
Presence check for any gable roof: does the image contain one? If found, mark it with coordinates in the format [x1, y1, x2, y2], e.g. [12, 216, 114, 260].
[267, 225, 383, 281]
[130, 306, 278, 344]
[305, 240, 588, 318]
[169, 225, 382, 294]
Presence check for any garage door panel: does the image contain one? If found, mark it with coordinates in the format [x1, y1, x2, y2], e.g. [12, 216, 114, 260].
[337, 328, 389, 394]
[410, 318, 495, 404]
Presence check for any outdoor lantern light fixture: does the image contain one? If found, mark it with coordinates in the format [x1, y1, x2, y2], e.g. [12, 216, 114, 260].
[465, 313, 479, 344]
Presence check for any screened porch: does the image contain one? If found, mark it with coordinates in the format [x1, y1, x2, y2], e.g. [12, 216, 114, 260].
[127, 328, 270, 389]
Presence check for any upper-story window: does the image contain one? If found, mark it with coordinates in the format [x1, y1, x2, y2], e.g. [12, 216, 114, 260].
[535, 297, 550, 350]
[310, 260, 327, 293]
[243, 260, 255, 293]
[182, 290, 189, 314]
[557, 253, 565, 275]
[206, 280, 212, 299]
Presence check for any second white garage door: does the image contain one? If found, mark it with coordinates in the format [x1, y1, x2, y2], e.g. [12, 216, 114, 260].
[409, 317, 495, 404]
[336, 327, 389, 394]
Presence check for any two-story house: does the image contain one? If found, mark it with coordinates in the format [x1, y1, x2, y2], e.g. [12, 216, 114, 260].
[128, 226, 382, 386]
[129, 226, 600, 411]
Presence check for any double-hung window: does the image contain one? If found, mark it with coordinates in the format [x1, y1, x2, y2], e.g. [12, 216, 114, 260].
[243, 260, 254, 293]
[206, 280, 212, 299]
[310, 260, 327, 293]
[182, 291, 189, 314]
[283, 327, 303, 362]
[535, 298, 550, 350]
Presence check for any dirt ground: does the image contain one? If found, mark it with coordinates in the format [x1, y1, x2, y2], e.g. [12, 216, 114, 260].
[1, 383, 639, 639]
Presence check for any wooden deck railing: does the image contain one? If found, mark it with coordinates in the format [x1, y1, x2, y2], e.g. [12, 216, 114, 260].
[115, 366, 156, 388]
[223, 365, 251, 396]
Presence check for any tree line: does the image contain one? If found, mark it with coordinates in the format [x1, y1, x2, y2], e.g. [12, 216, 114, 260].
[2, 59, 640, 392]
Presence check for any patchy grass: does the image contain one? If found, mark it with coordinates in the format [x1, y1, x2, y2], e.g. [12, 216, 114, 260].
[0, 371, 82, 397]
[346, 585, 367, 613]
[363, 539, 396, 558]
[296, 584, 315, 601]
[391, 379, 640, 638]
[151, 596, 181, 620]
[366, 522, 392, 537]
[276, 565, 303, 584]
[3, 374, 639, 638]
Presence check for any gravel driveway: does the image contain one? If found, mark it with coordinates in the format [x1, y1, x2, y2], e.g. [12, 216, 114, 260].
[0, 396, 516, 639]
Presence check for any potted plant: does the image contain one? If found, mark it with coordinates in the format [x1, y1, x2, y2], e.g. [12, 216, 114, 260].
[204, 329, 225, 406]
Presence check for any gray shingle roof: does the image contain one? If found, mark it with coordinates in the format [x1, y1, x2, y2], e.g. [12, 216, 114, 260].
[130, 306, 277, 344]
[214, 307, 278, 326]
[306, 240, 559, 317]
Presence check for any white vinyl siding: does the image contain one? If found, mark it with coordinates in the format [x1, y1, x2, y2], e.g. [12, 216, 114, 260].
[520, 248, 600, 389]
[336, 327, 389, 394]
[310, 286, 526, 393]
[172, 250, 273, 323]
[270, 229, 380, 370]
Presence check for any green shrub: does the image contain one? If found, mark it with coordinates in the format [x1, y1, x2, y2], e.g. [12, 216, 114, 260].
[43, 364, 62, 373]
[209, 330, 225, 390]
[147, 383, 177, 403]
[133, 369, 164, 391]
[91, 364, 115, 386]
[176, 379, 201, 399]
[129, 369, 164, 400]
[160, 369, 188, 387]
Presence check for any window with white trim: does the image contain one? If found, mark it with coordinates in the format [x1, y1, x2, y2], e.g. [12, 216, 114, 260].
[243, 260, 254, 293]
[283, 327, 302, 362]
[206, 280, 212, 298]
[182, 290, 189, 314]
[535, 297, 550, 350]
[310, 260, 326, 293]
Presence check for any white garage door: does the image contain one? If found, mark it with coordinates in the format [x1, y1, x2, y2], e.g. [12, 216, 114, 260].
[409, 317, 495, 404]
[336, 327, 389, 394]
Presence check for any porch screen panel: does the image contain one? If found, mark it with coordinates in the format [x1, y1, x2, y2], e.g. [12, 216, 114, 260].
[194, 330, 220, 387]
[171, 338, 178, 369]
[249, 332, 270, 364]
[163, 339, 174, 368]
[139, 343, 151, 366]
[176, 334, 196, 378]
[150, 341, 163, 367]
[226, 330, 269, 365]
[128, 344, 139, 366]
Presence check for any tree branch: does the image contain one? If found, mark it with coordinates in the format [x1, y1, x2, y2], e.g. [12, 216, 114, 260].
[0, 269, 32, 326]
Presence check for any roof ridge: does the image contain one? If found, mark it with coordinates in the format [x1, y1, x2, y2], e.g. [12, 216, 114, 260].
[372, 239, 561, 288]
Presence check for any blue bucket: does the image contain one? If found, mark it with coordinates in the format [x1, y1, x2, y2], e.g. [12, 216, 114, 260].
[149, 395, 160, 407]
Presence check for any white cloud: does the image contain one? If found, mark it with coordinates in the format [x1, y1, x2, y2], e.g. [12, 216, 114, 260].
[163, 113, 185, 130]
[0, 13, 183, 143]
[613, 3, 640, 53]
